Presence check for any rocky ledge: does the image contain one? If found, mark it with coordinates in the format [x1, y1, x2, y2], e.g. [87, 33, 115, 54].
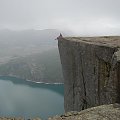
[58, 36, 120, 112]
[48, 104, 120, 120]
[0, 117, 41, 120]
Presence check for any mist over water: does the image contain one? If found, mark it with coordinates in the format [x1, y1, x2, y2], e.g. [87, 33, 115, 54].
[0, 76, 64, 119]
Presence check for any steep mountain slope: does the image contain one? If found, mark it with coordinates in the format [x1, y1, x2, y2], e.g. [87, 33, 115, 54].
[0, 29, 66, 83]
[0, 48, 64, 83]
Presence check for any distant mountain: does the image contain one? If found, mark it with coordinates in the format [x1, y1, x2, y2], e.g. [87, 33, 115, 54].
[0, 48, 64, 83]
[0, 29, 66, 83]
[0, 29, 70, 44]
[0, 29, 71, 58]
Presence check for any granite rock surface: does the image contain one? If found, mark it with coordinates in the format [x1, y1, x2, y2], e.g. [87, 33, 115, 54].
[58, 36, 120, 112]
[48, 104, 120, 120]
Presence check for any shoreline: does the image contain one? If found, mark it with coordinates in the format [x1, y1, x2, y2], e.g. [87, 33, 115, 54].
[26, 79, 64, 85]
[0, 75, 64, 85]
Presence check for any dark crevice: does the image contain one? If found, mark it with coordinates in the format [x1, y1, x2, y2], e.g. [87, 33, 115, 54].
[94, 67, 96, 75]
[73, 83, 75, 109]
[71, 51, 76, 110]
[80, 55, 87, 110]
[97, 67, 100, 105]
[116, 63, 120, 103]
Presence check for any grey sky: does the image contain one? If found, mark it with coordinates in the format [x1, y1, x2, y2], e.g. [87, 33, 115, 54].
[0, 0, 120, 35]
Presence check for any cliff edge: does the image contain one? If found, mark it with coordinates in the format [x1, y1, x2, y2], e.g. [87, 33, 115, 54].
[58, 36, 120, 112]
[49, 104, 120, 120]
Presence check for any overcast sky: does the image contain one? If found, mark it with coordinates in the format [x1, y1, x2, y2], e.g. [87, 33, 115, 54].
[0, 0, 120, 35]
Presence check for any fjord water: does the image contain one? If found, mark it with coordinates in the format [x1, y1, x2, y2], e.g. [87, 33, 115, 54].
[0, 76, 64, 119]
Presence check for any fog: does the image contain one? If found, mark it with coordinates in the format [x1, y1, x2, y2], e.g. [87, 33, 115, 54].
[0, 0, 120, 35]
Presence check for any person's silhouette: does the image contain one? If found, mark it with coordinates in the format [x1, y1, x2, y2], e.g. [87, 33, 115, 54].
[55, 33, 63, 40]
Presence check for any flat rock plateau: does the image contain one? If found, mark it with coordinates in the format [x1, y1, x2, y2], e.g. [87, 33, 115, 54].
[58, 36, 120, 112]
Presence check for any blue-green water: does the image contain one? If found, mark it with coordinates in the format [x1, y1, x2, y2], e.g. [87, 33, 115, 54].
[0, 76, 64, 119]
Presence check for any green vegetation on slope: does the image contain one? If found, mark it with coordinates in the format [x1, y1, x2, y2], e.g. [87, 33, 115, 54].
[0, 48, 64, 83]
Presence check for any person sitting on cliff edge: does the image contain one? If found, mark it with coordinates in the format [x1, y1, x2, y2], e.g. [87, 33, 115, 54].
[55, 33, 63, 40]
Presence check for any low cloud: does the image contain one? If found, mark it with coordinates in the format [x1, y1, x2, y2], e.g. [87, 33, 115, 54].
[52, 17, 120, 36]
[0, 0, 120, 36]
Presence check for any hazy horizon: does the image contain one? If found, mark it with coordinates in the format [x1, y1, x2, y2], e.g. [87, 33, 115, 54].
[0, 0, 120, 36]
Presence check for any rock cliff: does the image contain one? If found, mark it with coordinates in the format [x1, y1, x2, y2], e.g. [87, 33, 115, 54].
[58, 36, 120, 112]
[48, 104, 120, 120]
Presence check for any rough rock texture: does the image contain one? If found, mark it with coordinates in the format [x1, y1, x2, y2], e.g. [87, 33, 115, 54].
[0, 118, 24, 120]
[48, 104, 120, 120]
[0, 117, 41, 120]
[58, 36, 120, 112]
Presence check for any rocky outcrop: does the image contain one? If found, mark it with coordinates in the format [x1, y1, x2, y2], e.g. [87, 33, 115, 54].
[0, 117, 41, 120]
[58, 36, 120, 112]
[48, 104, 120, 120]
